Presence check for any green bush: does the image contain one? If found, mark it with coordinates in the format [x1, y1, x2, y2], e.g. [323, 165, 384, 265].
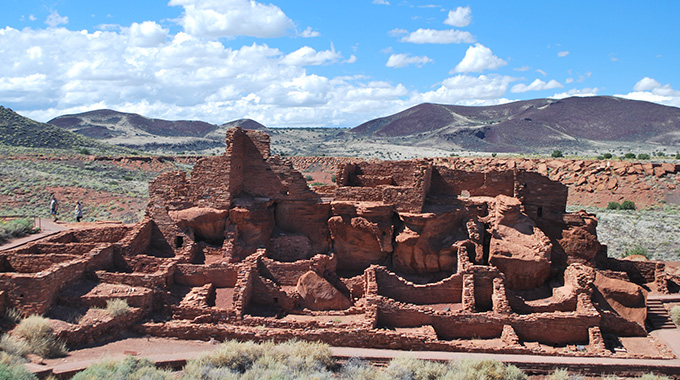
[79, 148, 91, 155]
[602, 153, 613, 159]
[551, 150, 563, 158]
[105, 299, 130, 318]
[620, 200, 636, 210]
[670, 305, 680, 328]
[71, 356, 174, 380]
[624, 245, 650, 259]
[638, 153, 650, 160]
[304, 175, 313, 181]
[607, 202, 621, 210]
[623, 153, 636, 159]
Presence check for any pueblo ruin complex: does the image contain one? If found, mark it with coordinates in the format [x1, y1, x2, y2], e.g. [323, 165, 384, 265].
[1, 127, 679, 357]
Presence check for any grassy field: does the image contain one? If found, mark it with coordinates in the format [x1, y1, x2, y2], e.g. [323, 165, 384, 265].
[570, 205, 680, 262]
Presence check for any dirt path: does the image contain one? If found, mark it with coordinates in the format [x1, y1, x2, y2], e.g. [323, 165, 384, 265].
[26, 330, 680, 378]
[0, 218, 67, 251]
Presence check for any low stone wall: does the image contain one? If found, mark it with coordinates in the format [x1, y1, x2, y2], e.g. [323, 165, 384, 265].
[374, 267, 463, 304]
[175, 263, 238, 287]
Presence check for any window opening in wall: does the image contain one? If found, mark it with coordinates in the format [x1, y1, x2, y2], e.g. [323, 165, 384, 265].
[273, 297, 279, 304]
[537, 206, 543, 218]
[175, 236, 184, 248]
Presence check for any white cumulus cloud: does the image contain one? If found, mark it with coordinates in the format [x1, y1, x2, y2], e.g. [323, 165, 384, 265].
[413, 74, 516, 105]
[299, 27, 320, 38]
[45, 10, 68, 27]
[128, 21, 168, 47]
[511, 79, 563, 93]
[452, 44, 506, 73]
[168, 0, 294, 38]
[400, 28, 475, 44]
[617, 77, 680, 107]
[444, 6, 471, 27]
[373, 0, 390, 4]
[557, 51, 569, 57]
[386, 53, 433, 68]
[633, 77, 661, 91]
[281, 46, 342, 66]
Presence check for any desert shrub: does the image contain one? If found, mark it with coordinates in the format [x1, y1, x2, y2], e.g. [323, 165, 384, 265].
[638, 153, 650, 160]
[11, 315, 67, 358]
[606, 202, 621, 210]
[620, 200, 636, 210]
[79, 148, 91, 155]
[624, 245, 650, 259]
[0, 218, 38, 244]
[638, 374, 672, 380]
[184, 339, 335, 379]
[603, 153, 613, 159]
[656, 152, 666, 157]
[383, 356, 448, 380]
[447, 359, 526, 380]
[551, 150, 563, 158]
[0, 362, 37, 380]
[623, 153, 636, 159]
[0, 335, 30, 357]
[105, 298, 130, 318]
[339, 357, 382, 380]
[596, 155, 605, 160]
[4, 308, 23, 324]
[491, 153, 497, 157]
[670, 305, 680, 328]
[71, 356, 174, 380]
[547, 368, 571, 380]
[305, 175, 313, 181]
[331, 175, 337, 183]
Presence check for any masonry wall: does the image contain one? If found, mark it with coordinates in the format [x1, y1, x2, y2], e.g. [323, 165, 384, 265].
[430, 167, 515, 198]
[375, 268, 463, 304]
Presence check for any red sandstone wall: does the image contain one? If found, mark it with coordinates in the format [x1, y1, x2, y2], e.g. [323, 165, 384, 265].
[374, 268, 463, 304]
[175, 263, 238, 287]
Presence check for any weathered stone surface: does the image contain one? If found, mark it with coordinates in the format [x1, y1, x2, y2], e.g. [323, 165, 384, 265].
[593, 271, 647, 328]
[296, 271, 351, 311]
[488, 195, 552, 290]
[168, 207, 228, 242]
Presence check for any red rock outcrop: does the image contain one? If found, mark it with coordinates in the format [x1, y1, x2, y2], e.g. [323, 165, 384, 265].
[297, 271, 351, 311]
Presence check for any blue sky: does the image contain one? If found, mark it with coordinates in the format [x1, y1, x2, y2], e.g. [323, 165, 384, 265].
[1, 0, 679, 127]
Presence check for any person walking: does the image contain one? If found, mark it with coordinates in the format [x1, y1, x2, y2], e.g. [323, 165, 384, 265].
[49, 194, 59, 222]
[75, 201, 83, 222]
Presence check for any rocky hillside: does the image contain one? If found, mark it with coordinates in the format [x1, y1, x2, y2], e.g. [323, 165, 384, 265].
[0, 106, 126, 153]
[352, 96, 680, 154]
[48, 110, 266, 154]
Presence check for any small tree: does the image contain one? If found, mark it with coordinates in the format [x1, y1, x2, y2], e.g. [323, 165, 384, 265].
[638, 153, 650, 160]
[606, 202, 621, 210]
[623, 153, 636, 159]
[602, 153, 613, 159]
[620, 200, 636, 210]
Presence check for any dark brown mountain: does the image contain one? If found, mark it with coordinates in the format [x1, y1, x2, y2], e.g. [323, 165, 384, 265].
[48, 109, 219, 138]
[351, 96, 680, 152]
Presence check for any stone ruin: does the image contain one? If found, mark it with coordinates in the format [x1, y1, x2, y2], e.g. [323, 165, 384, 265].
[1, 126, 679, 357]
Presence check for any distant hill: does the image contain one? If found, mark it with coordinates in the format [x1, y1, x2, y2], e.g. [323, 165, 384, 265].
[0, 106, 126, 153]
[48, 109, 268, 154]
[351, 96, 680, 153]
[48, 109, 220, 139]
